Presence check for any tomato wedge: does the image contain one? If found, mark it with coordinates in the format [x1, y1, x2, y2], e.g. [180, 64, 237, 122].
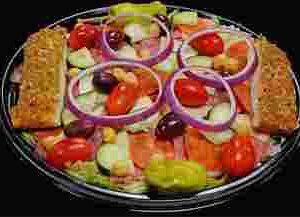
[177, 18, 215, 35]
[129, 133, 175, 168]
[185, 127, 222, 172]
[232, 81, 251, 113]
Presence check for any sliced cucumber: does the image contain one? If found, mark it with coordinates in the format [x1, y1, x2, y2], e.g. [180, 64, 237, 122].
[153, 52, 178, 74]
[186, 56, 213, 68]
[200, 129, 234, 145]
[96, 144, 129, 171]
[97, 131, 134, 176]
[181, 44, 199, 59]
[62, 108, 78, 126]
[200, 102, 234, 144]
[209, 102, 231, 123]
[117, 45, 139, 59]
[125, 96, 160, 133]
[172, 11, 198, 25]
[68, 47, 96, 68]
[185, 105, 213, 120]
[77, 74, 94, 95]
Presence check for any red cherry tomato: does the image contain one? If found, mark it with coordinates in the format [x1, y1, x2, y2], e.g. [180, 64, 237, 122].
[106, 82, 138, 115]
[175, 78, 208, 107]
[221, 136, 256, 177]
[46, 138, 92, 169]
[69, 24, 100, 50]
[190, 32, 224, 57]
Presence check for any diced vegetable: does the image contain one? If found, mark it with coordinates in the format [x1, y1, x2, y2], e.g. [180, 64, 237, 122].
[212, 54, 241, 75]
[181, 44, 199, 59]
[125, 96, 160, 133]
[124, 23, 150, 43]
[185, 105, 213, 120]
[96, 143, 133, 175]
[172, 12, 198, 25]
[68, 47, 96, 68]
[117, 45, 139, 59]
[68, 67, 81, 78]
[144, 160, 207, 191]
[186, 55, 213, 68]
[62, 108, 78, 126]
[109, 1, 167, 16]
[209, 103, 231, 123]
[102, 127, 117, 144]
[231, 114, 252, 135]
[153, 52, 178, 74]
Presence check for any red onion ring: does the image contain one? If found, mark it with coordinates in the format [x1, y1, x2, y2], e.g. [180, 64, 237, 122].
[165, 66, 237, 132]
[67, 61, 163, 126]
[98, 13, 174, 66]
[178, 28, 258, 87]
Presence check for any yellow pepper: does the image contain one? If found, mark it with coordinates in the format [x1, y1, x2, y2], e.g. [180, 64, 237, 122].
[103, 127, 117, 144]
[68, 67, 81, 78]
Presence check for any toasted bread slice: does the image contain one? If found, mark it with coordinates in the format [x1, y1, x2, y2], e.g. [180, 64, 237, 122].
[10, 27, 67, 129]
[251, 37, 298, 134]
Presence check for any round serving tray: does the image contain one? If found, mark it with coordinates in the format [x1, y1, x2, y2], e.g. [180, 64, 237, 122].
[1, 5, 300, 213]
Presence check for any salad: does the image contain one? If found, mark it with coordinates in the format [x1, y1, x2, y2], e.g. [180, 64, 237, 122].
[9, 1, 298, 194]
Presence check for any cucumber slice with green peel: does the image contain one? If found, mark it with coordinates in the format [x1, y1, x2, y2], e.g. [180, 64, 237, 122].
[185, 105, 213, 120]
[68, 47, 96, 68]
[200, 102, 235, 144]
[96, 144, 129, 171]
[172, 11, 198, 25]
[186, 56, 213, 68]
[153, 52, 178, 74]
[97, 131, 134, 175]
[209, 102, 231, 123]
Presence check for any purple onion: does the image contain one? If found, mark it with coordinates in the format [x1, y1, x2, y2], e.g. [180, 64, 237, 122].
[164, 66, 237, 132]
[177, 27, 258, 87]
[67, 61, 163, 126]
[97, 13, 174, 66]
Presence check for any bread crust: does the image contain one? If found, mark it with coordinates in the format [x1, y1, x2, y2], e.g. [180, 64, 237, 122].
[251, 38, 298, 134]
[10, 27, 67, 129]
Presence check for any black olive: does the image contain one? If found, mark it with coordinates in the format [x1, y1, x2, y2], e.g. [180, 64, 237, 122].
[155, 112, 186, 139]
[64, 120, 95, 138]
[92, 72, 119, 93]
[106, 28, 125, 49]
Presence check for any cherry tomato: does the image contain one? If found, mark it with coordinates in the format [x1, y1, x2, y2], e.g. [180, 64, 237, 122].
[106, 82, 138, 115]
[136, 72, 159, 97]
[69, 24, 100, 50]
[190, 32, 224, 57]
[175, 78, 208, 107]
[221, 136, 255, 177]
[46, 138, 92, 169]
